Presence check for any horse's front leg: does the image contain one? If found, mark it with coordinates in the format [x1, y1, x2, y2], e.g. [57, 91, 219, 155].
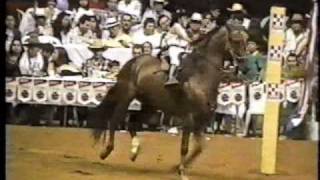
[128, 111, 141, 161]
[100, 103, 128, 160]
[179, 127, 191, 180]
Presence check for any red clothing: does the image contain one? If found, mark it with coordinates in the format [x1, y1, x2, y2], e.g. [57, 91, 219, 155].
[89, 1, 106, 9]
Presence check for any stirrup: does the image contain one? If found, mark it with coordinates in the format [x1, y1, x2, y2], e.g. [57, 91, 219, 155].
[165, 78, 179, 86]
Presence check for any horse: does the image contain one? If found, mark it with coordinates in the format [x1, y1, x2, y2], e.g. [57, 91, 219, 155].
[90, 25, 247, 180]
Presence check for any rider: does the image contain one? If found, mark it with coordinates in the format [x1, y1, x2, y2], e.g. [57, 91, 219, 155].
[162, 12, 206, 85]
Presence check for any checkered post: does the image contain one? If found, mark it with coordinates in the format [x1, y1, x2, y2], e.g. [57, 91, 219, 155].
[261, 7, 286, 175]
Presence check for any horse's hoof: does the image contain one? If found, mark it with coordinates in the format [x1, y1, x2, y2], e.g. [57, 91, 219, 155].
[130, 146, 140, 162]
[180, 175, 189, 180]
[100, 147, 112, 160]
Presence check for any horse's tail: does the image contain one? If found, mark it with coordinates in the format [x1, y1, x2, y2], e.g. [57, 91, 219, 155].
[89, 59, 137, 144]
[90, 84, 119, 144]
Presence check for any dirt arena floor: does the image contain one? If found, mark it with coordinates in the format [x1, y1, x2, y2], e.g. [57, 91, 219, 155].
[6, 125, 318, 180]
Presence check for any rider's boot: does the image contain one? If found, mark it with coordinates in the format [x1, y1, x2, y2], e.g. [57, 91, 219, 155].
[165, 64, 179, 86]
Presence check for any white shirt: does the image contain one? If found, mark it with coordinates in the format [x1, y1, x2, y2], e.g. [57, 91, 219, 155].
[73, 7, 95, 26]
[284, 28, 309, 58]
[19, 52, 45, 76]
[118, 0, 142, 21]
[132, 30, 162, 48]
[67, 27, 95, 44]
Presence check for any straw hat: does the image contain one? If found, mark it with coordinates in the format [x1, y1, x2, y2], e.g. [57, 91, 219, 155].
[103, 17, 120, 29]
[227, 3, 245, 13]
[88, 40, 106, 51]
[291, 13, 304, 22]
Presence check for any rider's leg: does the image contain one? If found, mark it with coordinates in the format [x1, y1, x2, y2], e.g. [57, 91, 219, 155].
[165, 46, 184, 85]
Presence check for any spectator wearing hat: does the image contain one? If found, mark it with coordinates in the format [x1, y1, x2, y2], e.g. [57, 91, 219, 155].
[6, 39, 24, 77]
[82, 42, 110, 78]
[52, 11, 73, 44]
[142, 0, 171, 24]
[101, 17, 133, 48]
[187, 12, 203, 41]
[6, 14, 21, 52]
[284, 13, 310, 65]
[227, 3, 251, 30]
[118, 0, 142, 22]
[132, 17, 162, 48]
[68, 15, 96, 44]
[19, 42, 46, 77]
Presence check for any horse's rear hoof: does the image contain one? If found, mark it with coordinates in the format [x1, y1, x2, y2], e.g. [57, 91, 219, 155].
[130, 146, 140, 162]
[100, 147, 112, 160]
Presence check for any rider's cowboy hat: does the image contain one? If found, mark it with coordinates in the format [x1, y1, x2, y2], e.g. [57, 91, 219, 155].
[290, 13, 304, 22]
[227, 3, 246, 13]
[190, 12, 203, 22]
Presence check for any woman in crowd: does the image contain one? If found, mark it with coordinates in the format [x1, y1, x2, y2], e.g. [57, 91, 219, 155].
[6, 14, 21, 52]
[52, 11, 73, 44]
[142, 41, 153, 55]
[6, 39, 24, 77]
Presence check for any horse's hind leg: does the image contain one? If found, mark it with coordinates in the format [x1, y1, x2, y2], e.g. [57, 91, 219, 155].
[128, 111, 141, 161]
[100, 102, 129, 159]
[178, 126, 191, 180]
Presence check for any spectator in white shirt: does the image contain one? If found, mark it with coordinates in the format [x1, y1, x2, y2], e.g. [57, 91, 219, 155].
[118, 0, 142, 22]
[68, 15, 96, 44]
[132, 18, 161, 48]
[142, 0, 171, 24]
[120, 13, 134, 35]
[284, 13, 310, 64]
[34, 10, 54, 36]
[43, 0, 61, 25]
[19, 43, 46, 76]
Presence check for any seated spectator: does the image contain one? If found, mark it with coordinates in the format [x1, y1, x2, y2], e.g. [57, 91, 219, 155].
[143, 41, 153, 55]
[201, 12, 215, 33]
[187, 13, 203, 41]
[117, 0, 142, 22]
[73, 0, 95, 26]
[82, 42, 110, 78]
[41, 43, 55, 76]
[120, 13, 134, 35]
[48, 47, 82, 76]
[142, 0, 171, 23]
[88, 15, 102, 38]
[68, 15, 96, 44]
[238, 38, 266, 83]
[34, 9, 54, 36]
[284, 13, 309, 65]
[132, 43, 143, 57]
[52, 11, 73, 44]
[132, 18, 161, 48]
[6, 39, 24, 77]
[19, 42, 46, 77]
[6, 14, 21, 52]
[102, 17, 133, 47]
[227, 3, 251, 30]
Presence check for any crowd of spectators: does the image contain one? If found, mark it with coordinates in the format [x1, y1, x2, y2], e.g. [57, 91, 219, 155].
[5, 0, 313, 137]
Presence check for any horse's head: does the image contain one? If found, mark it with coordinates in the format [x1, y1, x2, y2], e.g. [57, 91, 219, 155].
[225, 23, 248, 61]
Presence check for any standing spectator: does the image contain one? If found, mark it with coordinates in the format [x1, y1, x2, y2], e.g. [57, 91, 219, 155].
[227, 3, 251, 30]
[6, 39, 23, 77]
[73, 0, 95, 26]
[102, 17, 133, 47]
[117, 0, 142, 22]
[132, 43, 143, 57]
[52, 11, 73, 44]
[132, 18, 161, 48]
[19, 42, 46, 77]
[284, 13, 309, 65]
[142, 0, 171, 23]
[43, 0, 61, 25]
[157, 14, 171, 34]
[142, 41, 153, 55]
[6, 15, 21, 52]
[34, 9, 54, 36]
[82, 42, 110, 78]
[238, 38, 266, 83]
[68, 15, 96, 44]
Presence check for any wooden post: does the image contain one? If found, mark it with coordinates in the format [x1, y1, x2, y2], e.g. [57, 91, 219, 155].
[261, 6, 286, 175]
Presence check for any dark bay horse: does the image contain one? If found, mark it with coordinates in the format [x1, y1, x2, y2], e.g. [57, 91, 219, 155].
[90, 26, 246, 180]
